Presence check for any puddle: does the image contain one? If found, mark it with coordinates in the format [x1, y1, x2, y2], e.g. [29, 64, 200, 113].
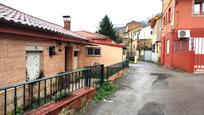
[138, 102, 165, 115]
[151, 73, 172, 78]
[151, 73, 172, 89]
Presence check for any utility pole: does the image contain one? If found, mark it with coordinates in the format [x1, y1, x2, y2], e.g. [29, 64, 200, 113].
[129, 31, 133, 58]
[144, 39, 146, 61]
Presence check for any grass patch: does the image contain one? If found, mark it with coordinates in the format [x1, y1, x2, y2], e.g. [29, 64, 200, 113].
[10, 106, 23, 115]
[94, 82, 119, 101]
[129, 61, 135, 64]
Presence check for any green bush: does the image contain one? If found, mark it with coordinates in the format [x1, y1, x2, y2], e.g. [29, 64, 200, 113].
[10, 106, 23, 115]
[94, 82, 119, 101]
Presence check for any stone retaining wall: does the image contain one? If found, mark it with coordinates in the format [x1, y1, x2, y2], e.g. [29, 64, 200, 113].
[25, 87, 96, 115]
[108, 68, 128, 82]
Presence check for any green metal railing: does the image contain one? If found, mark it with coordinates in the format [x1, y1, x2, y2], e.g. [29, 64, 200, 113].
[106, 60, 129, 80]
[0, 60, 129, 115]
[0, 68, 92, 115]
[84, 64, 104, 88]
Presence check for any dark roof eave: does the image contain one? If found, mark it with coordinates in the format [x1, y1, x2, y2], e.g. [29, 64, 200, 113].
[0, 19, 87, 42]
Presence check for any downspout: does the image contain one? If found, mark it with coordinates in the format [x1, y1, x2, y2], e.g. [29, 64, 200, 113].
[172, 0, 176, 31]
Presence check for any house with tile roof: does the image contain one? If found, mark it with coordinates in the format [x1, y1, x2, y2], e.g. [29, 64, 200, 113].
[0, 3, 91, 86]
[75, 31, 126, 66]
[114, 26, 129, 45]
[125, 21, 142, 61]
[149, 14, 162, 63]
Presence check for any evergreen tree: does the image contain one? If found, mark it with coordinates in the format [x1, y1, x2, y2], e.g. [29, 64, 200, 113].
[96, 15, 118, 41]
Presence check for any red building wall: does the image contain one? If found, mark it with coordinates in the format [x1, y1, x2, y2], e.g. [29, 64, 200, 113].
[175, 0, 204, 30]
[161, 0, 204, 72]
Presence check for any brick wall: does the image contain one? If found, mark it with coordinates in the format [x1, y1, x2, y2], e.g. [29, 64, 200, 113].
[0, 33, 65, 86]
[82, 44, 123, 67]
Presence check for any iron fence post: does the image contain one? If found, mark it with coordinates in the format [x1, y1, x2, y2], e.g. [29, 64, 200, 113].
[100, 64, 104, 86]
[14, 86, 17, 115]
[106, 66, 109, 81]
[85, 69, 89, 87]
[88, 68, 91, 87]
[44, 80, 47, 103]
[4, 89, 7, 115]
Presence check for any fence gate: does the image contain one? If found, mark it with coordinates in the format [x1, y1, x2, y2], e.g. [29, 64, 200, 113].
[193, 37, 204, 72]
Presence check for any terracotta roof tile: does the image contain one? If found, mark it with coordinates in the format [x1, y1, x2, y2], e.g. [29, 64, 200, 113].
[75, 31, 108, 40]
[75, 31, 126, 48]
[0, 3, 86, 40]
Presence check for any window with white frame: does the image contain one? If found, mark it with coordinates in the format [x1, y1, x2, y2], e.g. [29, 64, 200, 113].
[167, 40, 170, 54]
[87, 47, 101, 56]
[194, 0, 204, 15]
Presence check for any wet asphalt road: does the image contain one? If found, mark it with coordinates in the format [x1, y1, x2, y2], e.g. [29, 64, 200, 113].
[80, 62, 204, 115]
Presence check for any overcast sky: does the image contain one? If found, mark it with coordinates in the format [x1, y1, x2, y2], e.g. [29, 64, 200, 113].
[1, 0, 162, 32]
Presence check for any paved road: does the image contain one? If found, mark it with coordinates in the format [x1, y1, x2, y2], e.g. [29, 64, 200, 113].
[80, 62, 204, 115]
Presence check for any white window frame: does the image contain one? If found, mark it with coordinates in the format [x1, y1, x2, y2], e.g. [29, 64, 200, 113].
[193, 0, 204, 15]
[87, 47, 101, 56]
[167, 40, 170, 54]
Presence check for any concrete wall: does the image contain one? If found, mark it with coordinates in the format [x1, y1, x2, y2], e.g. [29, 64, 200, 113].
[0, 33, 65, 86]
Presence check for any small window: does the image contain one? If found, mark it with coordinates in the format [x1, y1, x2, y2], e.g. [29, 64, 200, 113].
[194, 0, 204, 15]
[167, 40, 170, 54]
[152, 44, 156, 52]
[74, 51, 78, 57]
[150, 31, 153, 35]
[94, 48, 101, 55]
[87, 47, 101, 56]
[168, 8, 171, 23]
[163, 16, 166, 26]
[88, 48, 94, 55]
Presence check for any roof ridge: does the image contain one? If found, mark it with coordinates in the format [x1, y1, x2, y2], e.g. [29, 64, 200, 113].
[0, 3, 63, 28]
[0, 3, 87, 40]
[76, 30, 108, 38]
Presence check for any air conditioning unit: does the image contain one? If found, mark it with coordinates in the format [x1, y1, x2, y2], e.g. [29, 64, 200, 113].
[178, 30, 190, 39]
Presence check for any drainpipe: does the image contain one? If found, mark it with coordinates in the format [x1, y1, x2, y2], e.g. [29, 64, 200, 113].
[172, 0, 176, 31]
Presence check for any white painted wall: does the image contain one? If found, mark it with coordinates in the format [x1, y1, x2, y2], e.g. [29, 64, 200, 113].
[152, 52, 159, 63]
[144, 50, 152, 61]
[139, 26, 152, 39]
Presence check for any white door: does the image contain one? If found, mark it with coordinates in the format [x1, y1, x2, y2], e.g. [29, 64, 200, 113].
[26, 52, 41, 81]
[73, 51, 78, 70]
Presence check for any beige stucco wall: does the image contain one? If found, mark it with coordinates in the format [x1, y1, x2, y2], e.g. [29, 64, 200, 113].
[0, 33, 65, 86]
[82, 44, 123, 67]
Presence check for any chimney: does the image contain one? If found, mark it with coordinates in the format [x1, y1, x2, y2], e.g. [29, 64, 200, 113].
[63, 15, 71, 30]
